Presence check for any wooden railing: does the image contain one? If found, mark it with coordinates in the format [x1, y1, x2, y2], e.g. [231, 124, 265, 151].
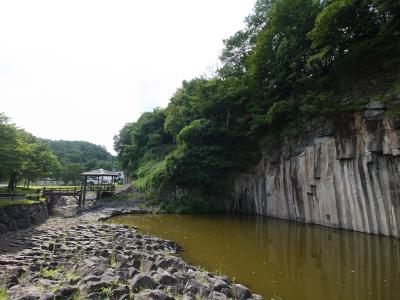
[84, 183, 114, 192]
[41, 184, 114, 196]
[41, 186, 81, 196]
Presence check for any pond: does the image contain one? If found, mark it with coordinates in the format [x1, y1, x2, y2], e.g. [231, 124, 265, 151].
[106, 214, 400, 300]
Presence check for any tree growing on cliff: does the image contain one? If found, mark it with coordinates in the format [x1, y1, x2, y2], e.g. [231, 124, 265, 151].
[114, 0, 400, 212]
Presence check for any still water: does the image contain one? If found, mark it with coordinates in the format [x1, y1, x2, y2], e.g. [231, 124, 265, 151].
[107, 214, 400, 300]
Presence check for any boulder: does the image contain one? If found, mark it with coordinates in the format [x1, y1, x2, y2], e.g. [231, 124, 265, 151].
[134, 289, 174, 300]
[54, 286, 78, 298]
[232, 284, 252, 300]
[159, 272, 179, 286]
[131, 274, 157, 291]
[113, 284, 130, 299]
[207, 291, 228, 300]
[0, 223, 8, 234]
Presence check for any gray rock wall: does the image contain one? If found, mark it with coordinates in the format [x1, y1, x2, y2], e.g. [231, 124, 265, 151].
[226, 105, 400, 237]
[0, 201, 48, 234]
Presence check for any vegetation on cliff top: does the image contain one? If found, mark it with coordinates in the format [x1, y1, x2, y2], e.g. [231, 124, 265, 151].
[114, 0, 400, 212]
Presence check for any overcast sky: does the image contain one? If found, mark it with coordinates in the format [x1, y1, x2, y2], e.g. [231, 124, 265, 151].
[0, 0, 255, 154]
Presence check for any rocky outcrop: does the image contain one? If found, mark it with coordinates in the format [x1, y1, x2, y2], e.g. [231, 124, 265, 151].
[0, 201, 48, 234]
[0, 210, 262, 300]
[226, 102, 400, 237]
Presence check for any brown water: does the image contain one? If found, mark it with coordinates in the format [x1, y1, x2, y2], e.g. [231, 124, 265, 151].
[107, 214, 400, 300]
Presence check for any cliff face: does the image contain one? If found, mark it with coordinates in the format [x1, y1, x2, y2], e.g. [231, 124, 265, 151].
[226, 102, 400, 237]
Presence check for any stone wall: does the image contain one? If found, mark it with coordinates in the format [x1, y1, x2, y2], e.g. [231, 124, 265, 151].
[225, 102, 400, 237]
[0, 201, 48, 234]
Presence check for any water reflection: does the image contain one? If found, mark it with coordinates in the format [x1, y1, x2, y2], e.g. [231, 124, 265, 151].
[107, 214, 400, 300]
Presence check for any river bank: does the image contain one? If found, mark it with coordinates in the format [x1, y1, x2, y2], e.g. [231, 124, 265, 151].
[0, 208, 262, 300]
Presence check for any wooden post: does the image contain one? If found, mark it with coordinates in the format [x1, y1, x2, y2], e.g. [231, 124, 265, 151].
[83, 175, 87, 207]
[49, 190, 54, 213]
[99, 175, 103, 201]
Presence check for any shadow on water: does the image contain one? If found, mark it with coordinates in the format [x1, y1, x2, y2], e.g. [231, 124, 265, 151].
[107, 214, 400, 300]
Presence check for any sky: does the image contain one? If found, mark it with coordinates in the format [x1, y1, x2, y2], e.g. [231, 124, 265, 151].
[0, 0, 256, 154]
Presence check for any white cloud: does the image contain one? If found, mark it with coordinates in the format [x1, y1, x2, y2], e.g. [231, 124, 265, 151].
[0, 0, 255, 154]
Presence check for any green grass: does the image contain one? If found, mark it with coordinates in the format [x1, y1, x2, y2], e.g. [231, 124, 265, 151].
[0, 287, 8, 300]
[0, 186, 36, 195]
[0, 198, 46, 208]
[18, 185, 80, 190]
[110, 247, 117, 267]
[40, 265, 64, 281]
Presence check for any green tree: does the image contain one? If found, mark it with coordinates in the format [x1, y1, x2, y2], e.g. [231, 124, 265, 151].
[21, 142, 60, 188]
[249, 0, 320, 99]
[114, 0, 400, 213]
[308, 0, 400, 69]
[0, 114, 62, 190]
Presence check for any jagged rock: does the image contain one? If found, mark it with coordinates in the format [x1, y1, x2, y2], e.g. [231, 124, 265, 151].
[39, 293, 55, 300]
[159, 272, 179, 286]
[128, 258, 141, 269]
[83, 281, 111, 294]
[0, 223, 7, 234]
[208, 291, 228, 300]
[131, 274, 157, 291]
[134, 289, 174, 300]
[113, 285, 130, 299]
[1, 209, 259, 300]
[156, 257, 177, 269]
[54, 286, 78, 298]
[141, 259, 157, 273]
[212, 279, 231, 297]
[232, 284, 252, 300]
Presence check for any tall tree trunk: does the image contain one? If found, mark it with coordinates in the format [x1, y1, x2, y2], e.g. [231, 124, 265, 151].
[7, 173, 17, 192]
[226, 107, 230, 130]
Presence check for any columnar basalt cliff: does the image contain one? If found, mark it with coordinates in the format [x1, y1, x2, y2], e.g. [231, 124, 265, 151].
[226, 102, 400, 237]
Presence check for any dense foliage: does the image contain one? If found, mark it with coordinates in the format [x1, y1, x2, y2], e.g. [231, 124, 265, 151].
[43, 140, 115, 184]
[115, 0, 400, 212]
[0, 114, 115, 189]
[0, 114, 59, 190]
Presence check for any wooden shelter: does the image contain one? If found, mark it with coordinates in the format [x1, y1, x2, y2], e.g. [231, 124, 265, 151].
[80, 168, 119, 206]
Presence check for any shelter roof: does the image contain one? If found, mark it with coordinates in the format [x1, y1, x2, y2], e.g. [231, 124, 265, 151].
[82, 169, 119, 177]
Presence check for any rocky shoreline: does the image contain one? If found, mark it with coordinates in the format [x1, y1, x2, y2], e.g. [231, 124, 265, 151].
[0, 208, 263, 300]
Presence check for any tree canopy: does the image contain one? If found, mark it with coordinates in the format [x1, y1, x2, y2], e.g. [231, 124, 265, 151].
[0, 114, 116, 189]
[0, 114, 59, 190]
[115, 0, 400, 212]
[42, 140, 115, 184]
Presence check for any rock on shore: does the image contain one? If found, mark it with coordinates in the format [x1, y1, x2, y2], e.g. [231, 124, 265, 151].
[0, 209, 263, 300]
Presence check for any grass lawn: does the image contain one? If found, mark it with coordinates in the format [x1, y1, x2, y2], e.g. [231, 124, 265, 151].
[0, 198, 47, 207]
[0, 186, 36, 195]
[18, 185, 80, 190]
